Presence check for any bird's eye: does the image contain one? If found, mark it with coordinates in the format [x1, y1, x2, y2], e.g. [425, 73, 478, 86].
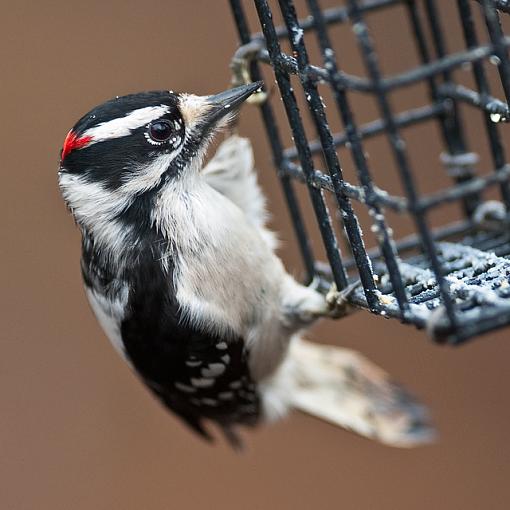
[148, 120, 173, 143]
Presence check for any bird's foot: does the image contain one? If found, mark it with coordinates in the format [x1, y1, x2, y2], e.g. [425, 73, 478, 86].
[326, 280, 361, 319]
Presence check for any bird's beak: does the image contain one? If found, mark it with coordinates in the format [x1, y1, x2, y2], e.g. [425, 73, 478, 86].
[203, 82, 263, 129]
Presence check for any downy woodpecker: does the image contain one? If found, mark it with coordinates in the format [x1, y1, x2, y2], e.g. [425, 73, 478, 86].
[58, 83, 434, 448]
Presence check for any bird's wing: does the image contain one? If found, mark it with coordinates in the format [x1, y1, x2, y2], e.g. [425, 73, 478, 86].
[202, 135, 277, 249]
[140, 330, 260, 450]
[119, 263, 260, 448]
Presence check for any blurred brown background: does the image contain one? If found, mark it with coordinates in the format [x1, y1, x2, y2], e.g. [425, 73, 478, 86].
[2, 1, 510, 509]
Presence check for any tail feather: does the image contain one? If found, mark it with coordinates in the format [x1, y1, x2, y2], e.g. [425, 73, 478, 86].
[285, 339, 436, 447]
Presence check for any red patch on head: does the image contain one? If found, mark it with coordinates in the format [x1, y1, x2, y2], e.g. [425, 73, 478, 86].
[61, 130, 93, 161]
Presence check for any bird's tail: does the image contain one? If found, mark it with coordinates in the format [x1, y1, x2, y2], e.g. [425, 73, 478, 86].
[261, 338, 436, 447]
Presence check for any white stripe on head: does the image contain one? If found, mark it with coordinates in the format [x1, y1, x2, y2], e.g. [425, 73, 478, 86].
[83, 105, 170, 144]
[58, 172, 133, 250]
[59, 151, 178, 257]
[120, 152, 179, 194]
[60, 151, 177, 219]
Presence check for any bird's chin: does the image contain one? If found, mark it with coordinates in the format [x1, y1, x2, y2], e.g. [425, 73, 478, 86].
[212, 109, 238, 132]
[195, 111, 238, 150]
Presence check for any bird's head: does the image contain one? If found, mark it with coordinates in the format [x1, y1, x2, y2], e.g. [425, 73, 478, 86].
[58, 83, 261, 239]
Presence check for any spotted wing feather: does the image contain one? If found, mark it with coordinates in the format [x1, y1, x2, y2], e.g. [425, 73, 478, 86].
[117, 250, 260, 446]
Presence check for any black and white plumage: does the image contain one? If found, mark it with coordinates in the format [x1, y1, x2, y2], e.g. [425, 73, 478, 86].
[58, 83, 435, 448]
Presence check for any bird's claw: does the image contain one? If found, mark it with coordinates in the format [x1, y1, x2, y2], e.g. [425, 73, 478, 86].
[326, 280, 361, 318]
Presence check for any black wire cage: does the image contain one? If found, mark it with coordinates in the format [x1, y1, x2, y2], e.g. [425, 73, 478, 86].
[228, 0, 510, 344]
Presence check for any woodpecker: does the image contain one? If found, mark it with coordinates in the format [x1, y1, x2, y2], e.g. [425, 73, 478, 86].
[58, 83, 434, 448]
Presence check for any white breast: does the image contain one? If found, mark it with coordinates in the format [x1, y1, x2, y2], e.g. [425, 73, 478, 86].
[153, 175, 291, 380]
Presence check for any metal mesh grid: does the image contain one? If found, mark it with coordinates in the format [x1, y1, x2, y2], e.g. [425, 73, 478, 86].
[228, 0, 510, 344]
